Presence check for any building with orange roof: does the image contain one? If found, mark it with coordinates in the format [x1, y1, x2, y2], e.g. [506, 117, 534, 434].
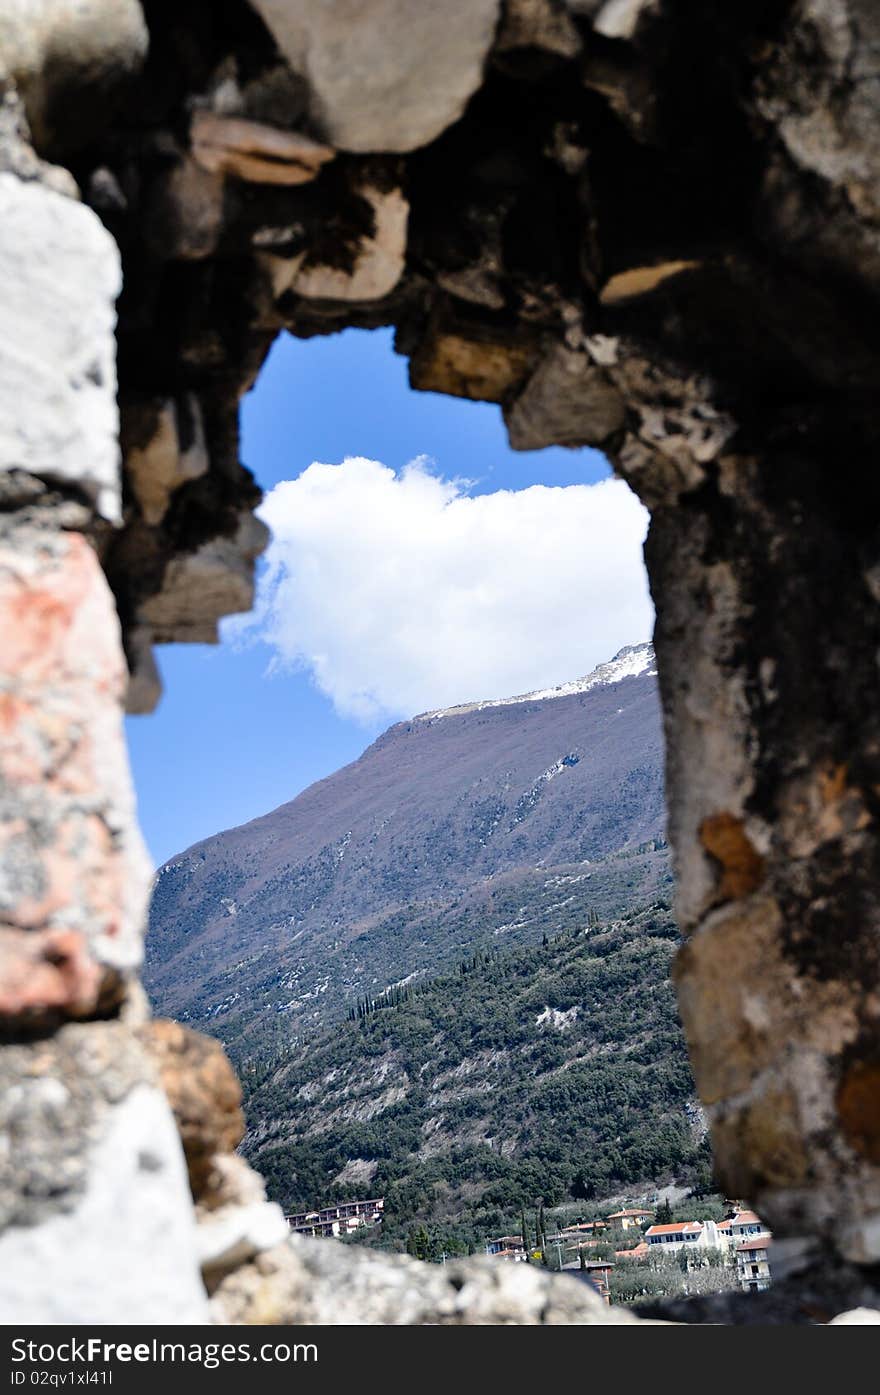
[606, 1208, 654, 1231]
[644, 1219, 727, 1254]
[735, 1234, 771, 1292]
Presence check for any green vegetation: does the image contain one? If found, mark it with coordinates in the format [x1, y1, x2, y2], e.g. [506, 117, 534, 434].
[150, 839, 673, 1069]
[243, 898, 712, 1252]
[609, 1249, 739, 1306]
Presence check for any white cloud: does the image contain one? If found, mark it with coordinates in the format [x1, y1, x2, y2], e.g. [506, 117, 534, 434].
[235, 457, 653, 722]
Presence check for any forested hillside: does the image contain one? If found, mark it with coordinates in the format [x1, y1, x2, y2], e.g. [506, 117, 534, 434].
[243, 896, 709, 1245]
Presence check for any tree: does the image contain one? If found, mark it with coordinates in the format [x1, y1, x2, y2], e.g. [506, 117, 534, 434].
[571, 1171, 595, 1200]
[655, 1197, 673, 1224]
[406, 1226, 431, 1261]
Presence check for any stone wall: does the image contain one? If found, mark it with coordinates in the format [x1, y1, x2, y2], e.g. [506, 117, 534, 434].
[1, 0, 879, 1322]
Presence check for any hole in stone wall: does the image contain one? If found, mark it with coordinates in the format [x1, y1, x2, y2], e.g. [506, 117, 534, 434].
[134, 323, 724, 1287]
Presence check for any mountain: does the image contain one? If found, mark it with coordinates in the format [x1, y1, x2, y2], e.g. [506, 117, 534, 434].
[243, 897, 708, 1248]
[145, 643, 670, 1066]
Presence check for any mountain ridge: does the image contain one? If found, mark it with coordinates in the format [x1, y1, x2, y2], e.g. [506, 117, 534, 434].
[414, 642, 656, 721]
[145, 643, 668, 1064]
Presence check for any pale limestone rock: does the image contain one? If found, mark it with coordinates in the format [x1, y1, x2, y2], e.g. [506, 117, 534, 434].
[0, 1077, 208, 1323]
[599, 260, 701, 304]
[593, 0, 657, 40]
[197, 1154, 269, 1216]
[249, 0, 501, 152]
[0, 174, 122, 520]
[277, 186, 408, 302]
[125, 396, 209, 527]
[211, 1234, 647, 1325]
[190, 112, 335, 186]
[198, 1202, 290, 1278]
[829, 1307, 880, 1324]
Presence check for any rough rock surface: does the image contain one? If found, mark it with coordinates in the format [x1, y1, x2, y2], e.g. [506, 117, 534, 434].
[0, 1022, 208, 1323]
[211, 1234, 643, 1325]
[505, 344, 625, 450]
[0, 172, 122, 520]
[249, 0, 502, 153]
[0, 516, 151, 1027]
[138, 1019, 245, 1201]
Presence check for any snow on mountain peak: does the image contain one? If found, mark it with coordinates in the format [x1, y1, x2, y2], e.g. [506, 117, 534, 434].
[416, 642, 656, 722]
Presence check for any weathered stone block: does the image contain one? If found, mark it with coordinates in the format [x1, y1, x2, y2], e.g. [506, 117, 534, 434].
[0, 523, 151, 1025]
[141, 512, 269, 644]
[0, 1021, 208, 1323]
[124, 395, 209, 527]
[410, 323, 536, 403]
[210, 1233, 646, 1325]
[504, 345, 625, 450]
[250, 0, 501, 153]
[190, 112, 335, 186]
[0, 174, 122, 520]
[139, 1019, 245, 1202]
[284, 185, 408, 303]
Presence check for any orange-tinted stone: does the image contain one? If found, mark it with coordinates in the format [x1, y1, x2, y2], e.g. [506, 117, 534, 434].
[699, 811, 765, 900]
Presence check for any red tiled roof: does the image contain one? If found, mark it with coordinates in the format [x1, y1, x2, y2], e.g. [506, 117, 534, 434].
[645, 1221, 702, 1236]
[730, 1211, 762, 1226]
[606, 1208, 653, 1218]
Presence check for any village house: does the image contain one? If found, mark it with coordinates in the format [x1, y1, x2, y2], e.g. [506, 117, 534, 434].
[718, 1210, 770, 1243]
[606, 1208, 653, 1231]
[558, 1220, 607, 1240]
[736, 1235, 772, 1293]
[286, 1197, 385, 1238]
[644, 1219, 727, 1253]
[485, 1235, 528, 1261]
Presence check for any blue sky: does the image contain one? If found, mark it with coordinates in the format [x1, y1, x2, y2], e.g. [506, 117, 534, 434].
[126, 328, 650, 867]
